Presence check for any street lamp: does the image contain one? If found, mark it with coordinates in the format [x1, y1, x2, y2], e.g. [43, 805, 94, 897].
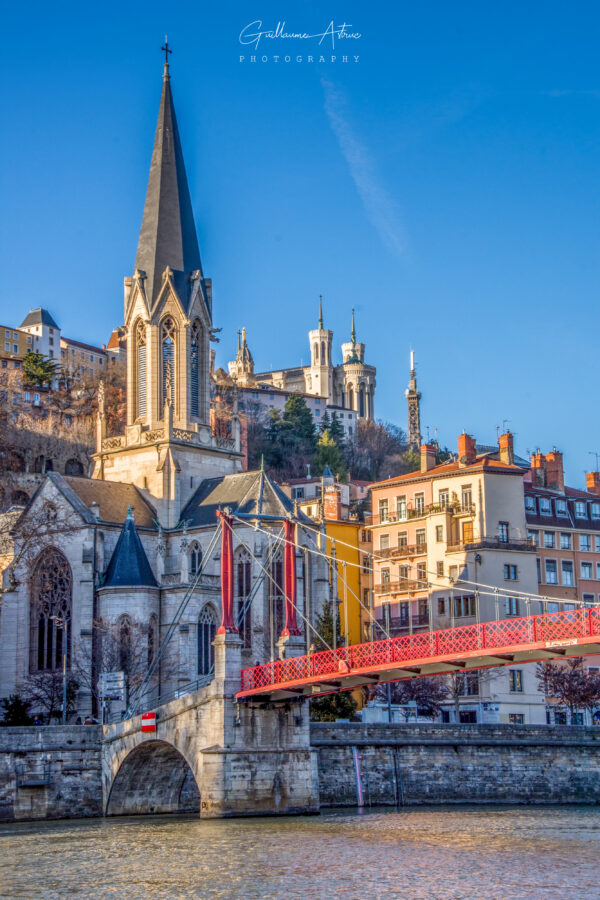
[51, 615, 69, 725]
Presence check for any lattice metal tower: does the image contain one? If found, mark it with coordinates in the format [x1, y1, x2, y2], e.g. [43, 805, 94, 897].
[405, 349, 422, 450]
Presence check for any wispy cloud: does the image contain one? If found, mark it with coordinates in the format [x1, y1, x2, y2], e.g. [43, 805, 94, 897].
[321, 77, 406, 258]
[541, 89, 600, 98]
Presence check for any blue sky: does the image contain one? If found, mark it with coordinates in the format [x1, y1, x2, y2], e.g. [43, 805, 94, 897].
[1, 1, 599, 484]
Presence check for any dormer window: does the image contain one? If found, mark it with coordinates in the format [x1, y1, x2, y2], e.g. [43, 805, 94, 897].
[539, 498, 552, 515]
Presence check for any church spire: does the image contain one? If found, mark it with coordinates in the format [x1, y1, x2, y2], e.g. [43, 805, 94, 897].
[134, 45, 203, 310]
[351, 307, 356, 344]
[318, 295, 324, 330]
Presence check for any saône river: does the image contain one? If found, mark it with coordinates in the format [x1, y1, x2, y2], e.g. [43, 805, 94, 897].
[1, 805, 599, 899]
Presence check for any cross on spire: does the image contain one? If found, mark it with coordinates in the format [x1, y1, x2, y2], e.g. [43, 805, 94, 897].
[318, 295, 323, 330]
[161, 36, 172, 78]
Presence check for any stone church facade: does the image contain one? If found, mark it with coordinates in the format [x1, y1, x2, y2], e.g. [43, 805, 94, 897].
[0, 57, 328, 719]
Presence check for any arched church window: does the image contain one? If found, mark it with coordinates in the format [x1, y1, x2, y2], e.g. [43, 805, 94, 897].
[198, 605, 217, 676]
[29, 548, 72, 673]
[148, 614, 158, 668]
[161, 317, 177, 406]
[347, 386, 354, 410]
[359, 386, 365, 418]
[190, 541, 202, 577]
[314, 343, 319, 364]
[321, 341, 326, 365]
[135, 319, 147, 418]
[190, 320, 202, 417]
[235, 547, 252, 648]
[118, 614, 132, 673]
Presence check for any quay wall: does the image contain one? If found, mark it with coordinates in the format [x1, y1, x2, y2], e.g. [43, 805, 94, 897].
[0, 725, 102, 822]
[311, 723, 600, 807]
[1, 723, 600, 821]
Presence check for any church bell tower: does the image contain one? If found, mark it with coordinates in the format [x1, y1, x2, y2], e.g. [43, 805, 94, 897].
[92, 48, 242, 524]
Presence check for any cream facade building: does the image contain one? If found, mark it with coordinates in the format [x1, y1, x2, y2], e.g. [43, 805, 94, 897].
[0, 58, 328, 719]
[369, 431, 547, 724]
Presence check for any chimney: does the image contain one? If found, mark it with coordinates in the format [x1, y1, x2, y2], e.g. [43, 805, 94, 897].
[586, 471, 600, 496]
[498, 430, 514, 465]
[544, 449, 564, 491]
[530, 451, 546, 487]
[457, 432, 477, 466]
[420, 443, 436, 472]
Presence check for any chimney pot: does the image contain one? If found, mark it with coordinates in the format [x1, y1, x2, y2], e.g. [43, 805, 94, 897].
[586, 471, 600, 496]
[457, 432, 477, 466]
[498, 430, 514, 465]
[420, 443, 437, 472]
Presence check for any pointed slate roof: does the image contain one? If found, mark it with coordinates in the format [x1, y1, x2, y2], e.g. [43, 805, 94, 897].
[180, 469, 305, 527]
[102, 511, 158, 588]
[20, 308, 60, 329]
[134, 61, 203, 310]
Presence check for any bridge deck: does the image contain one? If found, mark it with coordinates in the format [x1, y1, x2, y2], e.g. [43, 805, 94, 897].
[236, 608, 600, 702]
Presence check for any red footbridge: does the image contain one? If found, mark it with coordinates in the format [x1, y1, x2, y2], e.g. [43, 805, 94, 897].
[236, 607, 600, 702]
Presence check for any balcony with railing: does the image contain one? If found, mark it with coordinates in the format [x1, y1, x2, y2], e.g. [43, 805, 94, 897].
[374, 578, 428, 596]
[374, 612, 431, 634]
[369, 503, 475, 527]
[446, 537, 536, 553]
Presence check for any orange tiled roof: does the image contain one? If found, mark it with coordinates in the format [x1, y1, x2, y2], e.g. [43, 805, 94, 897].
[370, 455, 524, 489]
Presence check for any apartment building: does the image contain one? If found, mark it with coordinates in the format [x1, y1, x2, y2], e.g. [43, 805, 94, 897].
[368, 431, 546, 724]
[0, 325, 33, 363]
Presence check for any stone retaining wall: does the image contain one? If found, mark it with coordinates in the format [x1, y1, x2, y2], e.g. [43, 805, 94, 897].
[0, 725, 102, 822]
[2, 722, 600, 822]
[311, 723, 600, 807]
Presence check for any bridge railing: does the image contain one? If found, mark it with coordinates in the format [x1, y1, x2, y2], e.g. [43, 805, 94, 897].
[240, 607, 600, 692]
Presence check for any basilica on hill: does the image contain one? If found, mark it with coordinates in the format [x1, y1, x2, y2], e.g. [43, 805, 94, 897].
[0, 55, 328, 718]
[228, 302, 377, 421]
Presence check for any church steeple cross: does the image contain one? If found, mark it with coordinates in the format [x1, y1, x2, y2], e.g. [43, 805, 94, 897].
[161, 37, 172, 78]
[162, 37, 172, 64]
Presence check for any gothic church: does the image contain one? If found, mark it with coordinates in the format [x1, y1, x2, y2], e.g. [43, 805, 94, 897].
[0, 57, 327, 718]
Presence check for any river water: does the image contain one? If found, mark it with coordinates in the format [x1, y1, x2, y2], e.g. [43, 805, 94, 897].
[0, 805, 598, 899]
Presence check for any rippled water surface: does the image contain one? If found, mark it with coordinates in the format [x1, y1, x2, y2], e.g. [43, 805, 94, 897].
[1, 805, 599, 899]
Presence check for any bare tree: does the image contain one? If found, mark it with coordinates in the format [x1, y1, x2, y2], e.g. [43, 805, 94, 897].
[20, 671, 78, 723]
[72, 618, 177, 710]
[537, 658, 600, 722]
[375, 675, 448, 719]
[0, 500, 82, 594]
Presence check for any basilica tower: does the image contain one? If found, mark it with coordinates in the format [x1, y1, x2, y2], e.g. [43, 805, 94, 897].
[307, 296, 333, 399]
[93, 52, 242, 524]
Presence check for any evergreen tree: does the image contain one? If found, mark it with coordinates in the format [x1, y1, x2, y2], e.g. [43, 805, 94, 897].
[313, 430, 347, 479]
[262, 395, 317, 477]
[310, 601, 358, 722]
[319, 410, 331, 434]
[281, 394, 317, 448]
[0, 694, 33, 726]
[23, 351, 56, 389]
[328, 412, 345, 448]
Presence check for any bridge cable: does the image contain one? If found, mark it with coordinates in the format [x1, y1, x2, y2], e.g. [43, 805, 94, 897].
[228, 515, 335, 655]
[124, 523, 221, 719]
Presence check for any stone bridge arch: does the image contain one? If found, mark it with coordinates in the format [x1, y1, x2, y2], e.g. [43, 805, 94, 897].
[101, 635, 318, 818]
[106, 739, 200, 816]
